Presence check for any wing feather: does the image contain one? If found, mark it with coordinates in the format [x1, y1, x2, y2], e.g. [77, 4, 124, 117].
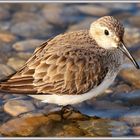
[0, 30, 108, 95]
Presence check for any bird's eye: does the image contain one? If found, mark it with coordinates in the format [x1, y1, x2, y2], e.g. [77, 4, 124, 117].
[104, 30, 109, 36]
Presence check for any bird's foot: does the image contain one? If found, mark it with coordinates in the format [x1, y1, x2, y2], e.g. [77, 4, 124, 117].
[61, 105, 79, 119]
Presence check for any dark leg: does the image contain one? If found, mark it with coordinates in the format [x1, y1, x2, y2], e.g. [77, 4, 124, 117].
[60, 105, 79, 119]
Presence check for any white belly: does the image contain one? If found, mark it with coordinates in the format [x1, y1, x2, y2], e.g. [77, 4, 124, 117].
[29, 72, 117, 106]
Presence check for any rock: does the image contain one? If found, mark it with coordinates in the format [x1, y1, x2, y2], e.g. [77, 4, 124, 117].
[16, 52, 32, 60]
[0, 31, 16, 43]
[16, 3, 44, 12]
[111, 90, 140, 106]
[4, 100, 36, 116]
[7, 57, 26, 70]
[0, 7, 10, 20]
[113, 12, 132, 21]
[76, 100, 128, 119]
[0, 109, 130, 137]
[124, 27, 140, 47]
[75, 4, 110, 16]
[78, 118, 130, 137]
[2, 94, 15, 102]
[12, 11, 42, 24]
[11, 19, 54, 38]
[100, 3, 133, 10]
[88, 100, 129, 110]
[0, 64, 15, 81]
[0, 115, 53, 136]
[0, 52, 9, 64]
[120, 108, 140, 125]
[110, 83, 133, 94]
[67, 17, 97, 31]
[0, 21, 11, 30]
[129, 16, 140, 27]
[41, 4, 80, 28]
[119, 68, 140, 88]
[133, 125, 140, 136]
[12, 39, 44, 52]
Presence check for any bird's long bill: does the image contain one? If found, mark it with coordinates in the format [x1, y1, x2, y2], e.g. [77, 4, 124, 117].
[119, 42, 140, 69]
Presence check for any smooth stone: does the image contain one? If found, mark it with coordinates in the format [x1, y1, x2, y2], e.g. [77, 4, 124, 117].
[75, 4, 110, 16]
[110, 83, 133, 94]
[67, 17, 97, 31]
[133, 125, 140, 136]
[41, 4, 80, 28]
[0, 7, 10, 20]
[111, 90, 140, 106]
[11, 19, 53, 38]
[17, 52, 32, 60]
[7, 57, 26, 70]
[78, 118, 130, 137]
[119, 68, 140, 88]
[18, 3, 44, 12]
[12, 11, 43, 24]
[2, 94, 15, 101]
[0, 21, 11, 30]
[113, 12, 132, 21]
[129, 16, 140, 27]
[0, 109, 130, 137]
[120, 108, 140, 125]
[88, 100, 129, 110]
[0, 52, 9, 64]
[99, 3, 134, 10]
[124, 27, 140, 47]
[12, 39, 44, 52]
[0, 64, 15, 81]
[4, 99, 36, 116]
[0, 31, 16, 43]
[77, 100, 128, 119]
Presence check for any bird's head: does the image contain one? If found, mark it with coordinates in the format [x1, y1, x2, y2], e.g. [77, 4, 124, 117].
[90, 16, 139, 69]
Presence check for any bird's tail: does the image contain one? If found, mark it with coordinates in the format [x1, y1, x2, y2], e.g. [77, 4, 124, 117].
[0, 73, 36, 94]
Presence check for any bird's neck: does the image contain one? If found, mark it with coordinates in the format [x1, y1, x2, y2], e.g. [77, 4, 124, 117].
[106, 49, 124, 73]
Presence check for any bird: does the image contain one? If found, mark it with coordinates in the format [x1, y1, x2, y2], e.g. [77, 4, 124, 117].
[0, 16, 139, 106]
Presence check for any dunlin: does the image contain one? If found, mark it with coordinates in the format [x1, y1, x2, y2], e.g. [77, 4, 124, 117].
[0, 16, 139, 106]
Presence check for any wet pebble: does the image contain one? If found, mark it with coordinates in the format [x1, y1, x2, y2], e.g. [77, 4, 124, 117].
[111, 90, 140, 106]
[110, 83, 133, 94]
[7, 57, 26, 70]
[0, 31, 16, 43]
[0, 7, 10, 20]
[129, 16, 140, 27]
[0, 64, 15, 81]
[42, 4, 80, 28]
[11, 19, 54, 38]
[12, 11, 42, 23]
[78, 118, 130, 137]
[133, 125, 140, 136]
[124, 27, 140, 46]
[67, 17, 97, 31]
[0, 21, 11, 30]
[4, 99, 36, 116]
[88, 100, 129, 110]
[12, 39, 44, 52]
[119, 68, 140, 88]
[16, 52, 32, 60]
[0, 109, 130, 137]
[120, 108, 140, 125]
[75, 4, 110, 16]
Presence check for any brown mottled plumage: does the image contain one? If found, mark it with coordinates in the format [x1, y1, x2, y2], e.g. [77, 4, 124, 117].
[0, 30, 108, 95]
[0, 16, 139, 105]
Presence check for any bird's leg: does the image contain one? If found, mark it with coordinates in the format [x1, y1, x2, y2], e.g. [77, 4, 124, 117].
[60, 105, 78, 119]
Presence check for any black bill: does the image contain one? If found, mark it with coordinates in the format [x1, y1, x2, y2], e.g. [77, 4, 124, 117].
[118, 42, 140, 69]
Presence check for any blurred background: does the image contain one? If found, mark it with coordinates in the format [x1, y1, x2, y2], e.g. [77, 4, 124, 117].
[0, 3, 140, 137]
